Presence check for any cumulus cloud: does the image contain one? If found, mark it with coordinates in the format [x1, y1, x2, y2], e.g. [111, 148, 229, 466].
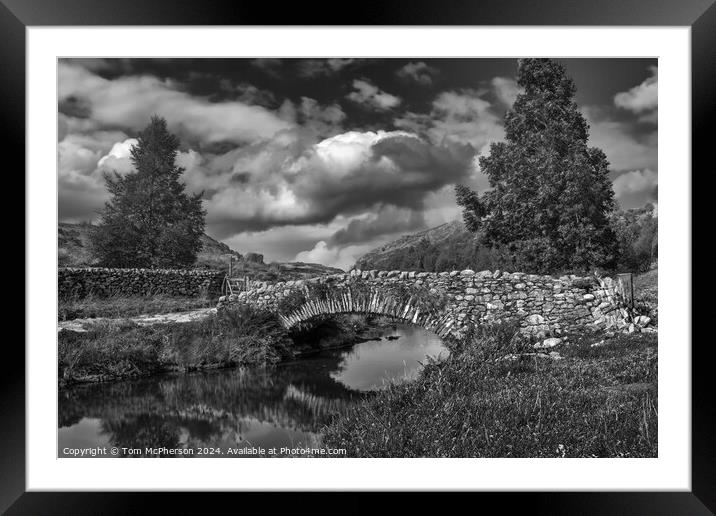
[584, 106, 658, 172]
[223, 221, 341, 263]
[58, 62, 293, 145]
[217, 80, 278, 107]
[396, 61, 439, 86]
[396, 89, 503, 152]
[96, 138, 137, 174]
[295, 241, 374, 270]
[491, 77, 522, 107]
[203, 130, 472, 237]
[58, 130, 133, 217]
[296, 97, 346, 137]
[614, 66, 658, 123]
[330, 206, 426, 246]
[347, 79, 402, 111]
[612, 169, 658, 209]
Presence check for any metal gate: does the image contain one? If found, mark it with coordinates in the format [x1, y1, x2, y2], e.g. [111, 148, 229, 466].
[222, 275, 251, 296]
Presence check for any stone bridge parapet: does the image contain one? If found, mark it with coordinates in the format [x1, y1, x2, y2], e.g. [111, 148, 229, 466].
[217, 269, 630, 340]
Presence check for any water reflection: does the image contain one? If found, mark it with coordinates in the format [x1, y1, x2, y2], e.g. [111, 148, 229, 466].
[58, 324, 448, 457]
[330, 325, 449, 391]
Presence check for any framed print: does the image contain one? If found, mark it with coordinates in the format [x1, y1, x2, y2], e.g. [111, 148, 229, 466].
[6, 0, 712, 512]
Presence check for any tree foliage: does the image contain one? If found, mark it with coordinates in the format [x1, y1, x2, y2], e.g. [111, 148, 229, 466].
[610, 204, 658, 273]
[90, 116, 205, 268]
[456, 59, 618, 274]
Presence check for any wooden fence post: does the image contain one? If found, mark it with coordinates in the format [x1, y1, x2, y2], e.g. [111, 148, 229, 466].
[617, 272, 634, 309]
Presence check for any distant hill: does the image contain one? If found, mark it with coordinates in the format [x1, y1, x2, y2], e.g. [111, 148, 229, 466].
[356, 205, 659, 275]
[58, 222, 343, 280]
[354, 220, 489, 272]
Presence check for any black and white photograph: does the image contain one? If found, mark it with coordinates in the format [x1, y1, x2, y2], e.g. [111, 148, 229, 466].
[56, 56, 660, 459]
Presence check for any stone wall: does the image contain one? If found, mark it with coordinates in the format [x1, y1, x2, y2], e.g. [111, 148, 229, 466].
[218, 268, 631, 339]
[59, 267, 225, 298]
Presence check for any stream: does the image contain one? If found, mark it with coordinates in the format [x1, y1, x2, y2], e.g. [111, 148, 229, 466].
[58, 323, 449, 457]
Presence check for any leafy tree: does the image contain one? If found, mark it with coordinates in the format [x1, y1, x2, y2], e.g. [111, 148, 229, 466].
[455, 59, 618, 273]
[90, 116, 205, 268]
[610, 204, 657, 273]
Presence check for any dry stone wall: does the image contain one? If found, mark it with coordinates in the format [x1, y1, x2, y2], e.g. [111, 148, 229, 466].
[59, 267, 225, 298]
[218, 268, 631, 339]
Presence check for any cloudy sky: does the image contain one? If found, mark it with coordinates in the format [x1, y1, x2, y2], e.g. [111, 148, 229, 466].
[58, 58, 657, 270]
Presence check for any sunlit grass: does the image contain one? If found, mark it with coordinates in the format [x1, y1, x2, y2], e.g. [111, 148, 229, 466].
[58, 293, 214, 321]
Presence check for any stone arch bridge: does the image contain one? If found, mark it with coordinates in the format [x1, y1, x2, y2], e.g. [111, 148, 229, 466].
[217, 269, 630, 340]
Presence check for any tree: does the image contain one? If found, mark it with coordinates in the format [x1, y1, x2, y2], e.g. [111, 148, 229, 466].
[610, 204, 657, 273]
[90, 116, 205, 268]
[455, 59, 618, 273]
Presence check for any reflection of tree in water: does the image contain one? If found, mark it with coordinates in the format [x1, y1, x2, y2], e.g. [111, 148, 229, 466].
[100, 415, 182, 457]
[59, 348, 366, 453]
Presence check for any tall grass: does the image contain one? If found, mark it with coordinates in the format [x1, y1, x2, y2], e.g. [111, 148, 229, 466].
[322, 325, 657, 458]
[58, 304, 292, 386]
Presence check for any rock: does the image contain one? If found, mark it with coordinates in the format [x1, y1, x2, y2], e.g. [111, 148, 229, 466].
[525, 314, 545, 325]
[535, 337, 562, 349]
[634, 315, 651, 327]
[245, 252, 264, 264]
[460, 269, 475, 276]
[583, 293, 595, 301]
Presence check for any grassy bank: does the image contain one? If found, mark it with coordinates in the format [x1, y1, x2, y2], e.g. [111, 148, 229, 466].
[58, 293, 214, 321]
[322, 325, 657, 458]
[58, 305, 391, 388]
[58, 304, 291, 387]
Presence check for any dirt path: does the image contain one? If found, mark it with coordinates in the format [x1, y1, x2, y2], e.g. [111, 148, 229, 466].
[58, 307, 216, 332]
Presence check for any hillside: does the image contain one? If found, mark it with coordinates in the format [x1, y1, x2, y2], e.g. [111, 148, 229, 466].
[354, 220, 486, 272]
[355, 209, 659, 275]
[58, 222, 342, 280]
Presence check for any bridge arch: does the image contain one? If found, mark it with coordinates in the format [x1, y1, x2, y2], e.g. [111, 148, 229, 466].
[277, 286, 457, 338]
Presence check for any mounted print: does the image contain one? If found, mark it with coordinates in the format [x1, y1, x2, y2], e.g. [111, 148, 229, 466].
[57, 57, 659, 459]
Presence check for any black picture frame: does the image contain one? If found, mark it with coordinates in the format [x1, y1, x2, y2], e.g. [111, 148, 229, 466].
[5, 0, 710, 513]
